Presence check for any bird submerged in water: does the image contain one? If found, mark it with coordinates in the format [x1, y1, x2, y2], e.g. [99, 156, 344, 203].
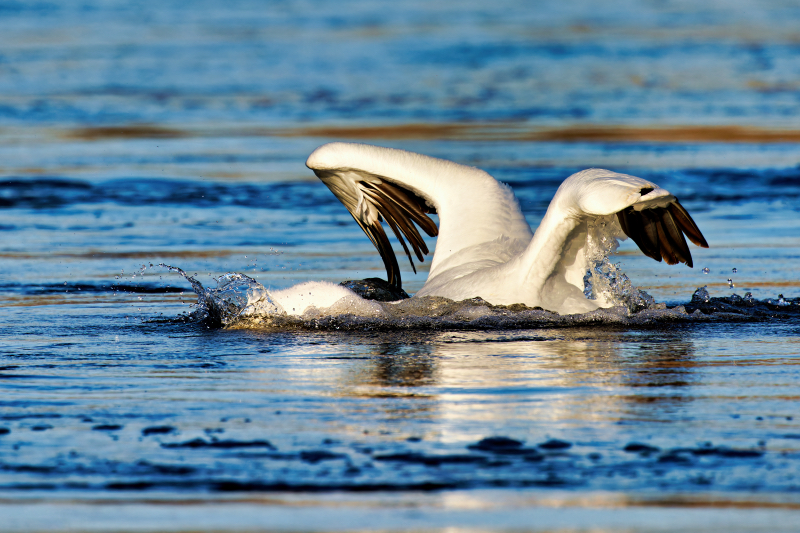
[277, 142, 708, 316]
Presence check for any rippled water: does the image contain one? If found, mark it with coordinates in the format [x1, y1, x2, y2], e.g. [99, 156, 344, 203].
[2, 1, 800, 531]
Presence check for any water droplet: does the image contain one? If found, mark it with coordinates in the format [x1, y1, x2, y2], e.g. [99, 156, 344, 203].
[702, 267, 709, 274]
[692, 286, 711, 303]
[732, 268, 737, 274]
[727, 278, 734, 289]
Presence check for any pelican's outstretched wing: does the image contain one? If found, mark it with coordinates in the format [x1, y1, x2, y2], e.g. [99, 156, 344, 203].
[311, 167, 438, 287]
[306, 142, 532, 288]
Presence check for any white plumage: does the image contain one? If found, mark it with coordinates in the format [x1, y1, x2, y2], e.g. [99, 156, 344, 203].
[290, 142, 708, 315]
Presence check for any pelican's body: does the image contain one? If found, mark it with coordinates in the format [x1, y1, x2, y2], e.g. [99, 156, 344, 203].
[275, 142, 707, 316]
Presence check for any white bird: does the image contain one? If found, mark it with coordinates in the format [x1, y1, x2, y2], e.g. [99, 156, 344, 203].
[301, 142, 708, 315]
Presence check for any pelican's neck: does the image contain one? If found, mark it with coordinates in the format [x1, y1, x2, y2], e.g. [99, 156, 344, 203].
[512, 201, 595, 313]
[520, 206, 580, 276]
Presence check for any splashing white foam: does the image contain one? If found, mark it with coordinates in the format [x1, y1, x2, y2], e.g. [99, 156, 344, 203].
[583, 215, 656, 313]
[273, 281, 387, 319]
[157, 217, 686, 330]
[158, 270, 716, 332]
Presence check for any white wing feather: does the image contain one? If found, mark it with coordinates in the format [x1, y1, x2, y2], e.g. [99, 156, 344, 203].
[307, 142, 532, 283]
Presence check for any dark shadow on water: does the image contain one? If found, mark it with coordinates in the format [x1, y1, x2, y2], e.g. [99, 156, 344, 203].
[366, 344, 438, 389]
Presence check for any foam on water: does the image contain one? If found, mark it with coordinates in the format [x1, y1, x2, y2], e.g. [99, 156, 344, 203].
[161, 263, 799, 331]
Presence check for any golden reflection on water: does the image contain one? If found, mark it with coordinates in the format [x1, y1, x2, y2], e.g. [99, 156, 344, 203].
[64, 125, 188, 141]
[0, 293, 186, 307]
[56, 122, 800, 143]
[326, 329, 704, 438]
[0, 249, 254, 260]
[4, 489, 800, 510]
[277, 123, 800, 143]
[362, 349, 438, 389]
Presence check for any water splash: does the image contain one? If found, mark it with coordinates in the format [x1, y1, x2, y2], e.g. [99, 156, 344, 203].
[159, 264, 211, 320]
[686, 286, 799, 317]
[159, 265, 283, 326]
[158, 267, 798, 331]
[160, 265, 799, 330]
[583, 216, 655, 313]
[206, 272, 284, 326]
[692, 286, 711, 303]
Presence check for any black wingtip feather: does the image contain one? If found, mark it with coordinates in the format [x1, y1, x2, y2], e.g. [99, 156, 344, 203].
[668, 201, 709, 249]
[355, 179, 439, 289]
[617, 200, 708, 268]
[660, 209, 693, 267]
[618, 208, 662, 262]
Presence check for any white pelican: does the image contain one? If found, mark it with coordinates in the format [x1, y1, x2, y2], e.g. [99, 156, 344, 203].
[296, 142, 708, 316]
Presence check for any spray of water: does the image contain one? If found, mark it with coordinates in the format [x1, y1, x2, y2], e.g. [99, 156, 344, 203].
[155, 236, 798, 331]
[582, 215, 656, 313]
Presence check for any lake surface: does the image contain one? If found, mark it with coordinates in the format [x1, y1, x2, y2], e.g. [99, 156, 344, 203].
[2, 1, 800, 531]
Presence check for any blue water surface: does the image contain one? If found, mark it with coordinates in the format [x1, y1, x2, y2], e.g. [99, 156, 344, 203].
[2, 1, 800, 531]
